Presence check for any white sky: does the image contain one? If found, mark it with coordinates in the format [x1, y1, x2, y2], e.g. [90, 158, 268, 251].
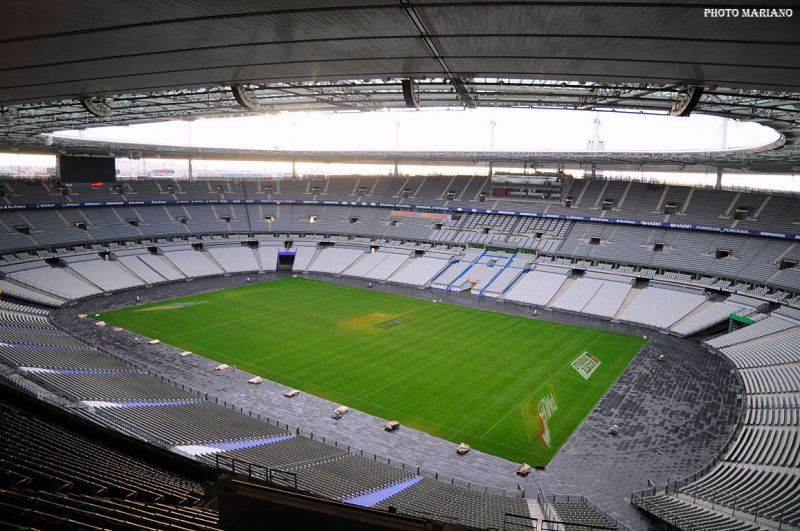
[2, 108, 797, 192]
[54, 107, 776, 152]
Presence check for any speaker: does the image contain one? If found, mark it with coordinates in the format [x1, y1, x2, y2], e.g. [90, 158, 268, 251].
[401, 78, 419, 109]
[670, 86, 705, 117]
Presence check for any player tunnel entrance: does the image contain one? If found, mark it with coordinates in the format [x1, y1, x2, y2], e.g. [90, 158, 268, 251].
[278, 241, 295, 270]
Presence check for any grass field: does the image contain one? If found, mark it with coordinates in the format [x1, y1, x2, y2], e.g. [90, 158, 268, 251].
[100, 278, 646, 466]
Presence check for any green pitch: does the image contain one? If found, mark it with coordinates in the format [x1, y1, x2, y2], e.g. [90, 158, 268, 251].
[100, 278, 645, 466]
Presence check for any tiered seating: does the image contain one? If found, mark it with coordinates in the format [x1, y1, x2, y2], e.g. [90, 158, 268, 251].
[0, 489, 221, 530]
[290, 244, 318, 271]
[617, 285, 706, 329]
[163, 249, 223, 278]
[96, 402, 289, 446]
[580, 277, 633, 318]
[26, 372, 197, 403]
[456, 263, 500, 293]
[0, 299, 50, 315]
[2, 177, 800, 292]
[706, 316, 795, 349]
[680, 464, 798, 525]
[361, 252, 409, 281]
[68, 258, 144, 291]
[136, 253, 186, 280]
[117, 253, 169, 284]
[292, 455, 414, 501]
[0, 400, 207, 506]
[0, 345, 128, 370]
[374, 478, 529, 530]
[551, 499, 617, 529]
[430, 260, 473, 290]
[504, 268, 569, 306]
[670, 300, 751, 337]
[721, 328, 800, 368]
[478, 266, 525, 298]
[1, 328, 87, 348]
[636, 494, 763, 531]
[205, 245, 259, 273]
[388, 256, 450, 287]
[344, 251, 399, 278]
[306, 247, 365, 275]
[257, 244, 280, 271]
[638, 319, 800, 529]
[10, 265, 102, 300]
[550, 277, 604, 313]
[0, 278, 67, 306]
[220, 436, 347, 470]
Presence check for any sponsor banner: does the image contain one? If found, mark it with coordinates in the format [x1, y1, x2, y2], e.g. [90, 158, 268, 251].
[1, 198, 799, 241]
[391, 211, 449, 220]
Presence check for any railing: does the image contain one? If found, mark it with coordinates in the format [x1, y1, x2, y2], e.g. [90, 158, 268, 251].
[0, 370, 72, 409]
[214, 454, 298, 492]
[503, 513, 537, 530]
[540, 521, 619, 531]
[90, 406, 172, 449]
[538, 489, 628, 531]
[1, 275, 70, 303]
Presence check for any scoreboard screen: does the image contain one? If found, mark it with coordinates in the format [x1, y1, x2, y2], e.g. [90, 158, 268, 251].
[58, 155, 116, 183]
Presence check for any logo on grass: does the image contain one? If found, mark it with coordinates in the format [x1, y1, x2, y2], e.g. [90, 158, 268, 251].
[536, 390, 558, 448]
[375, 319, 406, 329]
[571, 352, 601, 380]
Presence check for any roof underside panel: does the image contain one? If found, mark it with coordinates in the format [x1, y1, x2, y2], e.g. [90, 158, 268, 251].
[0, 1, 798, 167]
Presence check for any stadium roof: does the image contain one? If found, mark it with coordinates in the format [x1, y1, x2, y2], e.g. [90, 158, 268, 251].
[1, 1, 799, 170]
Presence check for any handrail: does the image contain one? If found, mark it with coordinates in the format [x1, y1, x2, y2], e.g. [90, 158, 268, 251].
[539, 490, 629, 531]
[214, 454, 298, 492]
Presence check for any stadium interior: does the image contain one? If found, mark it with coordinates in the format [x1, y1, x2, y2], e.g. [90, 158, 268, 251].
[0, 2, 799, 530]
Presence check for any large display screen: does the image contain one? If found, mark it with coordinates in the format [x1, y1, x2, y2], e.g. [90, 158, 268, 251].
[58, 155, 116, 183]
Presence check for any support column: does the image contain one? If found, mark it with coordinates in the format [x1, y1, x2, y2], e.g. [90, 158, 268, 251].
[292, 161, 296, 179]
[488, 162, 494, 177]
[188, 158, 193, 181]
[394, 162, 399, 177]
[716, 167, 723, 190]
